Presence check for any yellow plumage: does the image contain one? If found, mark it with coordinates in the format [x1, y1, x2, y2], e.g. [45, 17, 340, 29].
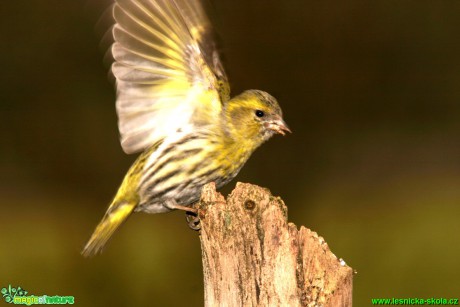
[82, 0, 289, 257]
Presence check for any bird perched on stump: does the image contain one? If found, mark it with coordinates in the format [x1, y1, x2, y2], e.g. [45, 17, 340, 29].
[82, 0, 290, 257]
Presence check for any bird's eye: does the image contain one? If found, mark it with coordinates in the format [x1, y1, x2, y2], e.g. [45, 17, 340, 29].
[255, 110, 265, 118]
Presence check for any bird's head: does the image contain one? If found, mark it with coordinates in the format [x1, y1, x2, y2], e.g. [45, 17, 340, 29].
[224, 90, 290, 145]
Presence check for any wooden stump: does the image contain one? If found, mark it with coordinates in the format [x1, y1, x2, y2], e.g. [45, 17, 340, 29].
[198, 182, 353, 307]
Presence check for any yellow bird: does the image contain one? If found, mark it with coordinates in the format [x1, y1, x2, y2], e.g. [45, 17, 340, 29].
[82, 0, 290, 257]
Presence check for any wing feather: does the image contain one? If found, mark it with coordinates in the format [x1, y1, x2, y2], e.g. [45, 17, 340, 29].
[111, 0, 229, 154]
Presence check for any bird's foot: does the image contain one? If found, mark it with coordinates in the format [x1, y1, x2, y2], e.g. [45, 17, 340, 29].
[164, 199, 200, 230]
[185, 210, 201, 231]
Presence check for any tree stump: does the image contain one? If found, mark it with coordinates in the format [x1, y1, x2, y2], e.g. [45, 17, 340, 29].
[198, 182, 353, 307]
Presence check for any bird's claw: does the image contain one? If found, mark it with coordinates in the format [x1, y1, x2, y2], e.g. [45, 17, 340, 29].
[186, 211, 201, 231]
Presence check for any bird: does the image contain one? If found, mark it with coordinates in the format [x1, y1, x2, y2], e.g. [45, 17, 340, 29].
[82, 0, 290, 257]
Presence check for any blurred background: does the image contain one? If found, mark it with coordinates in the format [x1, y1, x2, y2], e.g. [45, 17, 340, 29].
[1, 0, 459, 305]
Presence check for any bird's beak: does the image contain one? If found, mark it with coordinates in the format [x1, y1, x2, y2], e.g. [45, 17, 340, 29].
[266, 118, 291, 136]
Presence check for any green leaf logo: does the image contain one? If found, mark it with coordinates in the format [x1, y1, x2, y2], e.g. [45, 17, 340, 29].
[1, 285, 28, 304]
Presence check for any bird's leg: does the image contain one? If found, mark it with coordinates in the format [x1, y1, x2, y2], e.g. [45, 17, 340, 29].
[164, 199, 197, 214]
[164, 200, 201, 231]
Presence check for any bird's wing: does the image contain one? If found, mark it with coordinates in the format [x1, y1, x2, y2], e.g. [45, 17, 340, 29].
[111, 0, 230, 154]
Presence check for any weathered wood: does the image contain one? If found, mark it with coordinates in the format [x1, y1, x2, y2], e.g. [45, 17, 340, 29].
[198, 182, 353, 307]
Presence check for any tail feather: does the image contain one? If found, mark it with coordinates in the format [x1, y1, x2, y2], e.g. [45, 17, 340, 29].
[82, 200, 136, 257]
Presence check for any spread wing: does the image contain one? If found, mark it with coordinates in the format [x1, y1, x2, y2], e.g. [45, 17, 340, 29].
[111, 0, 230, 154]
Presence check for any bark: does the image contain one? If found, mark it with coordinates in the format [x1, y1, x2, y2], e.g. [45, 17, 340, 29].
[198, 182, 353, 307]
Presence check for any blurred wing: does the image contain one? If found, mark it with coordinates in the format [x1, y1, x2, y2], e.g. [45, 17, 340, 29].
[112, 0, 230, 154]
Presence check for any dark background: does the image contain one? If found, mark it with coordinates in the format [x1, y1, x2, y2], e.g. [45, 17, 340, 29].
[1, 0, 459, 305]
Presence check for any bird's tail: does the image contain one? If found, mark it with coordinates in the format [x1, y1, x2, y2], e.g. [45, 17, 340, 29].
[81, 199, 137, 257]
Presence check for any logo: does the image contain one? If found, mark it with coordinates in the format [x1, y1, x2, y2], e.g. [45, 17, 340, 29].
[1, 285, 74, 305]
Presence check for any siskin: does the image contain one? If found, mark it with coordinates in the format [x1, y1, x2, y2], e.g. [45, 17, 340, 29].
[82, 0, 290, 257]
